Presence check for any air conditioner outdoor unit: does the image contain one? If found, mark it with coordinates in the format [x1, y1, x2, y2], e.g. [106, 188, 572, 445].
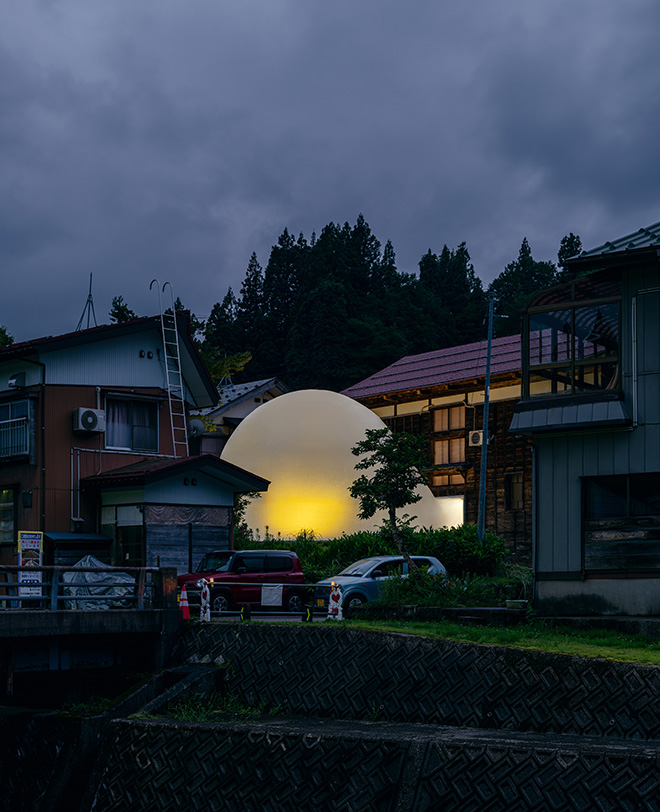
[468, 430, 484, 447]
[73, 407, 106, 433]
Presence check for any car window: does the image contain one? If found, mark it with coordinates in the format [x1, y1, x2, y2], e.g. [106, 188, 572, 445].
[198, 553, 232, 572]
[339, 559, 375, 577]
[411, 558, 434, 573]
[268, 555, 293, 573]
[234, 556, 265, 573]
[375, 560, 404, 577]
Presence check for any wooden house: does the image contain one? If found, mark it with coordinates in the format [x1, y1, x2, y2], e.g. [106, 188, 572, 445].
[342, 336, 532, 553]
[510, 221, 660, 615]
[0, 313, 268, 572]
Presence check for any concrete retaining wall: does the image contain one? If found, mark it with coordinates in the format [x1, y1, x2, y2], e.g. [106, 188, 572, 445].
[173, 621, 660, 740]
[15, 622, 660, 811]
[86, 715, 660, 812]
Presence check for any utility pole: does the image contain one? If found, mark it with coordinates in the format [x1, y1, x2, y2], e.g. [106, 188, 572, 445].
[477, 293, 495, 544]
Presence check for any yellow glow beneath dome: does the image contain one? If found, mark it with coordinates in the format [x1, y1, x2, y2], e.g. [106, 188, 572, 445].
[221, 389, 463, 538]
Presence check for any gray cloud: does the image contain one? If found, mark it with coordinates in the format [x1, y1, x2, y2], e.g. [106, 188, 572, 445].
[2, 0, 660, 341]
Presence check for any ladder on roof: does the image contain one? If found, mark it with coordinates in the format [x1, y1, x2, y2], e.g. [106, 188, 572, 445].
[150, 280, 189, 457]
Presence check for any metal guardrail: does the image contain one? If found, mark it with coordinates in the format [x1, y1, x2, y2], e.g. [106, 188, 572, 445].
[0, 565, 169, 610]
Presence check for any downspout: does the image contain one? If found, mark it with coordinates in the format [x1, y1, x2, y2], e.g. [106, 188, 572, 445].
[631, 296, 638, 427]
[531, 440, 538, 607]
[477, 293, 495, 544]
[70, 448, 74, 523]
[23, 359, 46, 532]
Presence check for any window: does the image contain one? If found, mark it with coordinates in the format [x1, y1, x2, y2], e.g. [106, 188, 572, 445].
[524, 277, 621, 399]
[584, 474, 660, 521]
[583, 473, 660, 572]
[434, 438, 465, 465]
[505, 473, 524, 510]
[433, 473, 465, 487]
[434, 405, 465, 432]
[373, 560, 404, 577]
[100, 504, 145, 566]
[106, 399, 158, 452]
[0, 400, 29, 458]
[268, 555, 293, 573]
[0, 489, 15, 546]
[411, 558, 435, 573]
[233, 555, 265, 573]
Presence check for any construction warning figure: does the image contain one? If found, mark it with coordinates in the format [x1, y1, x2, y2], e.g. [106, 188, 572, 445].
[199, 578, 210, 622]
[327, 582, 343, 620]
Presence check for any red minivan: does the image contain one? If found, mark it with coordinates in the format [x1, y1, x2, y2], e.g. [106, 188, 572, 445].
[177, 549, 308, 613]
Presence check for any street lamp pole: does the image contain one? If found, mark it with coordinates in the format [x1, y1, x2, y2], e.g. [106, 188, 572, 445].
[477, 293, 495, 544]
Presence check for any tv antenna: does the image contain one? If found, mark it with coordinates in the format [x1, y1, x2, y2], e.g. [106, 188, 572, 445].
[76, 273, 98, 331]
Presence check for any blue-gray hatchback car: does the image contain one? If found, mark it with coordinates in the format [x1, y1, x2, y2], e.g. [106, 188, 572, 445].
[314, 555, 446, 611]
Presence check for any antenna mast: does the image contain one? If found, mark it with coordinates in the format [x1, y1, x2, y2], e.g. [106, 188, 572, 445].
[76, 274, 98, 331]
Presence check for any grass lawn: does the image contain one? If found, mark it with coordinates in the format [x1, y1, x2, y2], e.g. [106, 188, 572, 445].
[342, 617, 660, 666]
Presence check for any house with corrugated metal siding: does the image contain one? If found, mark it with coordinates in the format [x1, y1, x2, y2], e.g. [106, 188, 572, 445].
[342, 336, 533, 554]
[0, 313, 268, 572]
[510, 221, 660, 615]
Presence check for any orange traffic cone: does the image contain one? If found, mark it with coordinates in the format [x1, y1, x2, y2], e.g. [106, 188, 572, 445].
[180, 584, 190, 620]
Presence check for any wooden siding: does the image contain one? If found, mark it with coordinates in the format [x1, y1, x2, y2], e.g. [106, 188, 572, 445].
[584, 518, 660, 571]
[145, 523, 231, 572]
[462, 400, 533, 550]
[385, 395, 533, 552]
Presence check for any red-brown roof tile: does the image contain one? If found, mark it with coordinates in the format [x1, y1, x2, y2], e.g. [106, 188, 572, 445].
[342, 334, 521, 400]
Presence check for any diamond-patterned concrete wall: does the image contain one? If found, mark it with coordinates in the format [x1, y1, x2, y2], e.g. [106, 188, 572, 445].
[0, 713, 91, 812]
[173, 622, 660, 740]
[16, 623, 660, 811]
[88, 716, 660, 812]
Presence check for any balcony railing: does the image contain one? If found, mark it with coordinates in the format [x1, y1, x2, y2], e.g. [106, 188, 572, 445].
[0, 417, 29, 459]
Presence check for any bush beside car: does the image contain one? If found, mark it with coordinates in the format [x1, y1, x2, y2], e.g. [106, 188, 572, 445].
[254, 524, 508, 583]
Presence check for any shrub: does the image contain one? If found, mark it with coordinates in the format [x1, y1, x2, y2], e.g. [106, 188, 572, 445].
[260, 524, 508, 581]
[380, 571, 502, 608]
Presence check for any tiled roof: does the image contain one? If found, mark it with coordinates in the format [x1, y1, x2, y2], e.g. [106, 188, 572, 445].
[342, 334, 521, 400]
[578, 221, 660, 259]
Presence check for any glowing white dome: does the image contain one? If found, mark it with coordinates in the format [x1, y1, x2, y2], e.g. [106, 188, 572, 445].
[221, 389, 463, 538]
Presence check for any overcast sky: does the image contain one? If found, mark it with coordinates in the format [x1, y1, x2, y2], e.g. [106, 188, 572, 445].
[3, 1, 660, 342]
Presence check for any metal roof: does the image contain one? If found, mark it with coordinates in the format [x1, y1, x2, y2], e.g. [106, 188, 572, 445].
[510, 399, 631, 435]
[0, 312, 218, 408]
[342, 334, 521, 400]
[82, 453, 270, 492]
[576, 221, 660, 260]
[204, 377, 291, 416]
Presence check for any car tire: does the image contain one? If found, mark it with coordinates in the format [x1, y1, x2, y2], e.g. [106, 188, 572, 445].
[285, 591, 305, 613]
[344, 594, 365, 610]
[211, 590, 231, 613]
